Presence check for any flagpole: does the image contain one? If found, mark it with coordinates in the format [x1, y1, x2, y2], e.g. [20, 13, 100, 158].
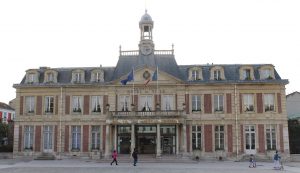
[132, 67, 135, 107]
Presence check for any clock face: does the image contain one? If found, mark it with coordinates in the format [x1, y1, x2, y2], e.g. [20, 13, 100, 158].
[141, 45, 153, 55]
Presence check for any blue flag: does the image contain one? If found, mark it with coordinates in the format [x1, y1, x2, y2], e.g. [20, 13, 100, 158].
[152, 67, 158, 81]
[121, 68, 134, 85]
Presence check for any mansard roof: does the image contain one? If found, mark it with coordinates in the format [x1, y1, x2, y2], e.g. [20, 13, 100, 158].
[16, 57, 288, 86]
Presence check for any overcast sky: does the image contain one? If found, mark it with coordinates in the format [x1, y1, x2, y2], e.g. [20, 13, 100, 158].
[1, 0, 300, 104]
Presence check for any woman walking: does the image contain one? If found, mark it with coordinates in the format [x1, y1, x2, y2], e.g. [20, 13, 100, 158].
[110, 150, 118, 166]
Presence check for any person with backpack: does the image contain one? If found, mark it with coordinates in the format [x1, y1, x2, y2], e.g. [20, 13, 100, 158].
[110, 150, 118, 166]
[273, 150, 281, 169]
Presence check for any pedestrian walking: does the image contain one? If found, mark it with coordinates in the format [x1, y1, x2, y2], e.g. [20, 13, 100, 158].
[248, 154, 256, 168]
[273, 150, 281, 170]
[110, 150, 118, 166]
[132, 148, 138, 166]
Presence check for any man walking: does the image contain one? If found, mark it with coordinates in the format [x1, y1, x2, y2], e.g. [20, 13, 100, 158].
[132, 148, 138, 166]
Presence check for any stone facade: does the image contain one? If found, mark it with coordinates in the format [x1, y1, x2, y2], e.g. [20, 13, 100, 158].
[13, 11, 289, 160]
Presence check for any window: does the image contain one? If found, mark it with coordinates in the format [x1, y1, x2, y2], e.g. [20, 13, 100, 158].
[162, 95, 174, 111]
[261, 69, 272, 79]
[72, 126, 81, 150]
[214, 95, 223, 112]
[72, 96, 82, 113]
[215, 125, 224, 150]
[45, 96, 54, 113]
[243, 69, 251, 80]
[25, 96, 35, 113]
[214, 70, 221, 80]
[140, 95, 153, 111]
[264, 94, 275, 112]
[192, 70, 199, 80]
[192, 125, 201, 150]
[120, 95, 130, 111]
[91, 126, 101, 150]
[95, 72, 101, 82]
[266, 125, 276, 150]
[28, 73, 35, 83]
[243, 94, 254, 112]
[91, 96, 102, 113]
[24, 125, 34, 150]
[192, 95, 201, 112]
[74, 73, 81, 83]
[47, 73, 54, 82]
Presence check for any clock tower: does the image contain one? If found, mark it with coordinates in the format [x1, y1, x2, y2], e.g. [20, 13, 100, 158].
[139, 10, 154, 55]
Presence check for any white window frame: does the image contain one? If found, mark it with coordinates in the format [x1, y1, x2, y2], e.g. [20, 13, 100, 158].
[24, 125, 34, 150]
[72, 96, 83, 113]
[215, 125, 224, 150]
[264, 94, 275, 112]
[91, 126, 101, 150]
[119, 95, 130, 112]
[214, 95, 224, 112]
[140, 95, 153, 111]
[243, 94, 254, 112]
[45, 96, 54, 113]
[162, 95, 174, 111]
[192, 125, 201, 150]
[91, 96, 102, 113]
[25, 96, 35, 114]
[214, 70, 221, 80]
[72, 126, 81, 150]
[243, 69, 251, 80]
[266, 124, 277, 150]
[192, 95, 201, 112]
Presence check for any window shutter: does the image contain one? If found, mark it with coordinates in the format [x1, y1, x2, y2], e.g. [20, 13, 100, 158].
[103, 95, 108, 114]
[83, 125, 89, 152]
[55, 96, 58, 115]
[258, 124, 265, 153]
[65, 95, 70, 115]
[239, 94, 242, 114]
[65, 125, 69, 152]
[277, 93, 282, 113]
[226, 93, 232, 114]
[36, 96, 42, 115]
[185, 94, 190, 114]
[204, 94, 212, 114]
[18, 126, 22, 151]
[204, 125, 212, 152]
[54, 125, 58, 152]
[83, 95, 90, 115]
[256, 93, 263, 113]
[35, 126, 41, 152]
[20, 96, 24, 115]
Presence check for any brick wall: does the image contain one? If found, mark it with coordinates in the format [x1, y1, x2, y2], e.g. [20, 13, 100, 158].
[258, 124, 265, 153]
[227, 124, 233, 152]
[204, 125, 212, 152]
[35, 126, 41, 152]
[83, 125, 89, 152]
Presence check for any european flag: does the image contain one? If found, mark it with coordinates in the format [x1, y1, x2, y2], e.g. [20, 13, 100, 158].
[152, 67, 158, 81]
[121, 68, 134, 85]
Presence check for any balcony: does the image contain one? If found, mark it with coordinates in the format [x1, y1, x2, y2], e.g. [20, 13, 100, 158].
[109, 110, 185, 119]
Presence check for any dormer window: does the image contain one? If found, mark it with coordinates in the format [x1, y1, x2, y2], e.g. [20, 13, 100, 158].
[28, 73, 35, 83]
[214, 70, 221, 80]
[44, 69, 58, 83]
[259, 65, 275, 80]
[189, 67, 202, 81]
[239, 66, 254, 80]
[210, 66, 225, 81]
[25, 69, 39, 84]
[91, 69, 104, 83]
[72, 69, 85, 83]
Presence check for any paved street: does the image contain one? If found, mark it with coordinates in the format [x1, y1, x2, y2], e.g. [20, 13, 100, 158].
[0, 159, 300, 173]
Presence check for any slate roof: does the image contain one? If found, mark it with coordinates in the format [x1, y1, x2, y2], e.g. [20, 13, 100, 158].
[0, 102, 14, 111]
[16, 53, 288, 86]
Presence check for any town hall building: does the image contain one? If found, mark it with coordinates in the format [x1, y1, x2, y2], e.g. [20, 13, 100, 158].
[13, 11, 289, 160]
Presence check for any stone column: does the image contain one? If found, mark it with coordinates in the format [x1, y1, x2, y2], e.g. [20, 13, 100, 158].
[104, 125, 111, 158]
[114, 125, 117, 150]
[131, 124, 135, 154]
[156, 124, 161, 157]
[176, 124, 179, 155]
[182, 124, 187, 155]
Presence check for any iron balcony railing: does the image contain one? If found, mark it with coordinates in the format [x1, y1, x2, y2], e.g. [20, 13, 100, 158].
[110, 110, 184, 118]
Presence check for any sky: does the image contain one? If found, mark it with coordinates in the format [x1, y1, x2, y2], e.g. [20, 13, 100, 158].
[0, 0, 300, 104]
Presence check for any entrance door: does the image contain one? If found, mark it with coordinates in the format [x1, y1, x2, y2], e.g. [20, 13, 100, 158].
[118, 136, 131, 154]
[161, 136, 175, 154]
[43, 125, 53, 153]
[245, 125, 256, 154]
